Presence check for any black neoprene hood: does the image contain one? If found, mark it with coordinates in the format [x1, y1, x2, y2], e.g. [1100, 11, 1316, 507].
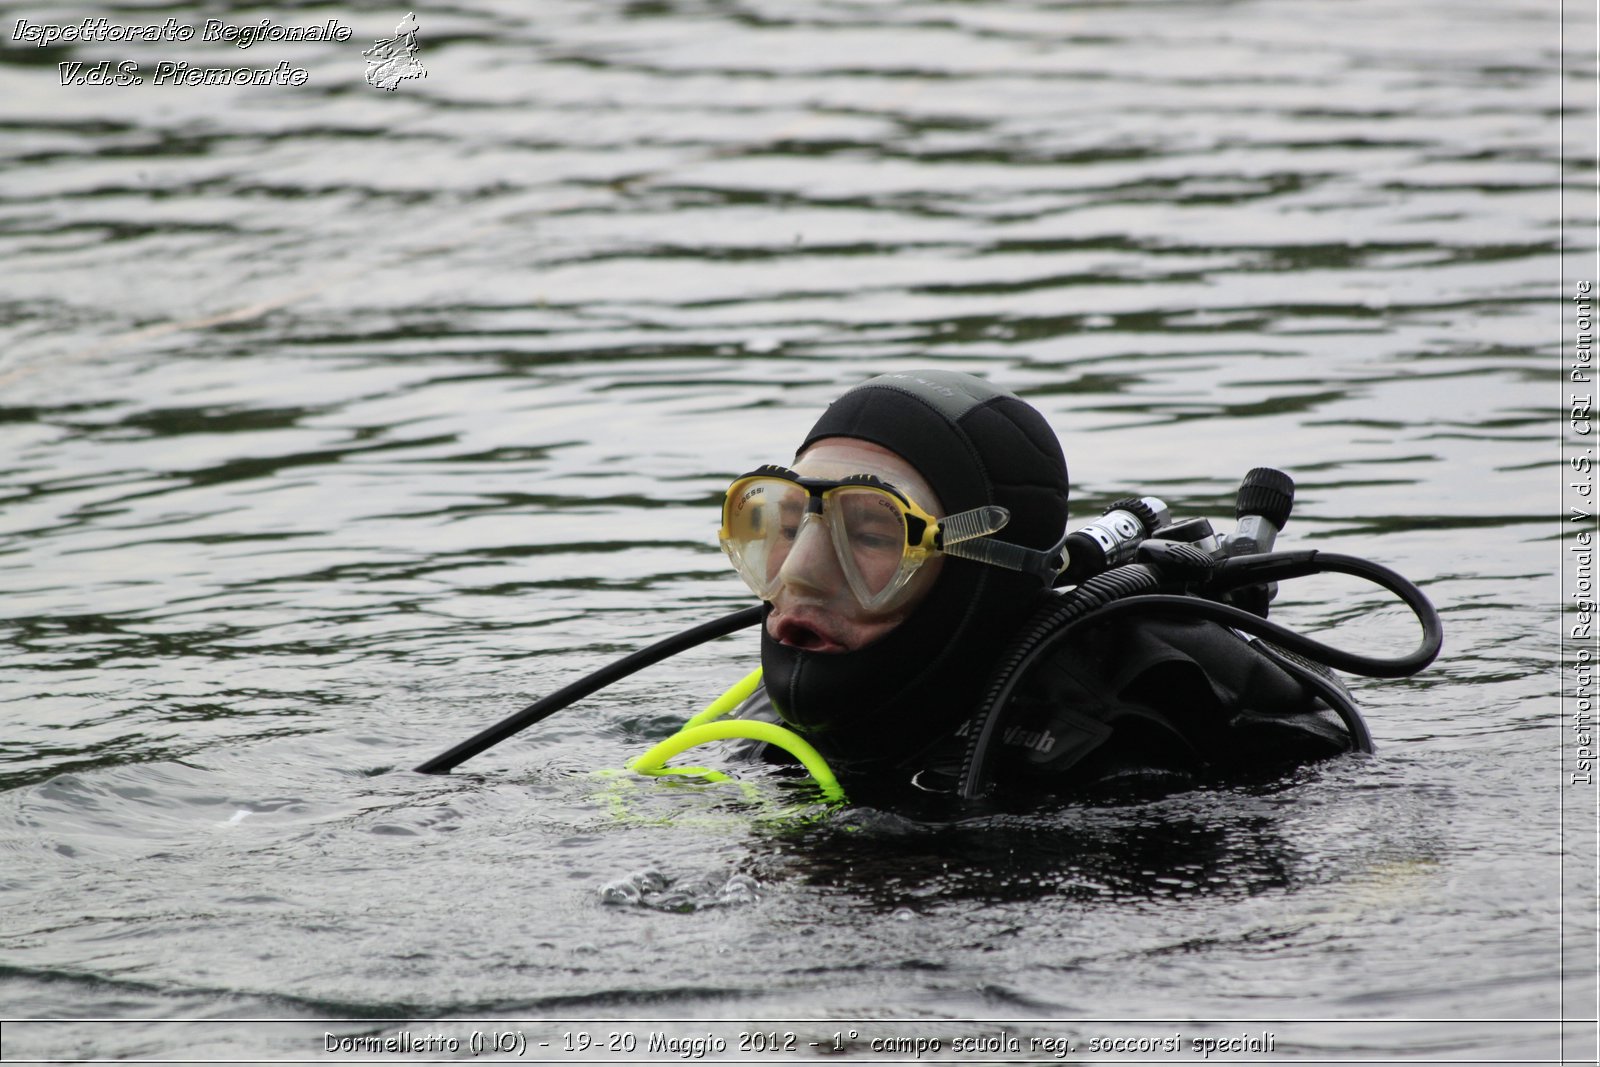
[759, 370, 1071, 768]
[797, 372, 1070, 563]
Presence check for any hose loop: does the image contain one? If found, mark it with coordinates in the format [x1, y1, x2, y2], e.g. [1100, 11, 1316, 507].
[630, 719, 845, 803]
[957, 550, 1442, 799]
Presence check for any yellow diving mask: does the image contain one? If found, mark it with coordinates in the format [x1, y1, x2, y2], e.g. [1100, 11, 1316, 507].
[719, 465, 1070, 614]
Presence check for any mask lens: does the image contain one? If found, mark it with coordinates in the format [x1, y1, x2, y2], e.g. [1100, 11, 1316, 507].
[829, 487, 912, 598]
[722, 476, 807, 597]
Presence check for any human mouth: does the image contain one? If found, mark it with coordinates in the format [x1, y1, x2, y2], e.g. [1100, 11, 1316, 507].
[768, 611, 850, 653]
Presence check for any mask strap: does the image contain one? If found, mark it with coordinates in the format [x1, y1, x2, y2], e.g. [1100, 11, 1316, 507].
[940, 508, 1071, 585]
[935, 505, 1010, 547]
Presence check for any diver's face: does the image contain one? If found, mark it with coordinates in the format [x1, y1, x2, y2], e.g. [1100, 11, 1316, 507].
[764, 438, 945, 653]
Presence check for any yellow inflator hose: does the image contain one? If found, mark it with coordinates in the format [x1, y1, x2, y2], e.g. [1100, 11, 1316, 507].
[626, 669, 845, 803]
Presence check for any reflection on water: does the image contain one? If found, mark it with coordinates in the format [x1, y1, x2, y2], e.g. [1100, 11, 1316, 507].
[0, 0, 1586, 1060]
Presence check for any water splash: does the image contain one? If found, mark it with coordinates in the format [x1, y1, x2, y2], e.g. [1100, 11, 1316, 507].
[599, 868, 762, 912]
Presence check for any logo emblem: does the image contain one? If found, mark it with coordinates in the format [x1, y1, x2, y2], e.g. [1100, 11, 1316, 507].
[363, 12, 425, 91]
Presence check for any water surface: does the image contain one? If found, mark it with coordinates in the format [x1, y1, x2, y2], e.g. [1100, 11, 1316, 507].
[0, 0, 1590, 1061]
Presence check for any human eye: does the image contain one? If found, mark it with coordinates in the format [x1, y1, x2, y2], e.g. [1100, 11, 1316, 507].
[778, 502, 803, 541]
[854, 525, 900, 550]
[840, 496, 905, 551]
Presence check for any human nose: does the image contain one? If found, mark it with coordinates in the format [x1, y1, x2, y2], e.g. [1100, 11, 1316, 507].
[774, 512, 842, 598]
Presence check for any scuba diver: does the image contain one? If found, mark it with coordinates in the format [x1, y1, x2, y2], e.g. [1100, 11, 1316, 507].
[418, 370, 1440, 809]
[706, 369, 1437, 806]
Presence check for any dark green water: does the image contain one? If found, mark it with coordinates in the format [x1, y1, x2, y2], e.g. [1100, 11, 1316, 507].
[0, 0, 1592, 1061]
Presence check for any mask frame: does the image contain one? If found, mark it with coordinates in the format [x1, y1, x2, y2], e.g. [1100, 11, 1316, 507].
[720, 464, 1068, 614]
